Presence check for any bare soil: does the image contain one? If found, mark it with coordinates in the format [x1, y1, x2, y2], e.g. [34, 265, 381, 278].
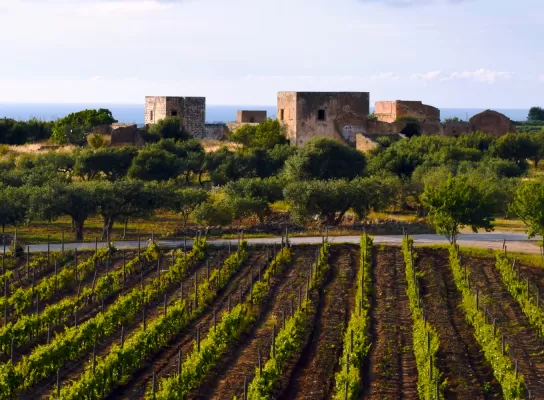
[362, 246, 419, 400]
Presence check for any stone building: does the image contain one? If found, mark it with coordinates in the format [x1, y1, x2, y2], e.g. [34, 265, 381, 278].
[227, 110, 268, 132]
[277, 92, 369, 146]
[374, 100, 441, 135]
[144, 96, 206, 138]
[374, 100, 440, 124]
[237, 110, 267, 124]
[469, 110, 516, 136]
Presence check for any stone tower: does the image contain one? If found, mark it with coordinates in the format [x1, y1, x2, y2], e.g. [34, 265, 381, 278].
[144, 96, 206, 138]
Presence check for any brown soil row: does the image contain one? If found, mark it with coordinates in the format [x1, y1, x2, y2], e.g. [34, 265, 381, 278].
[463, 254, 544, 398]
[107, 248, 267, 399]
[362, 246, 418, 400]
[281, 245, 359, 400]
[23, 249, 226, 399]
[417, 249, 503, 399]
[195, 246, 317, 400]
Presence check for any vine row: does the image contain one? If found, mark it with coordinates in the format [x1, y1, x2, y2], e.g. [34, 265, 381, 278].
[247, 243, 330, 399]
[333, 234, 373, 399]
[403, 237, 443, 400]
[448, 246, 525, 399]
[56, 240, 248, 399]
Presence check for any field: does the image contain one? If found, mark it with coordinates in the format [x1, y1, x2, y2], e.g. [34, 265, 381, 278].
[0, 236, 543, 400]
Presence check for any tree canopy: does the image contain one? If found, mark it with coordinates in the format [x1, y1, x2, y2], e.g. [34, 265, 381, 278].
[51, 109, 117, 144]
[229, 119, 288, 151]
[421, 174, 497, 243]
[282, 138, 366, 181]
[528, 106, 544, 121]
[510, 180, 544, 241]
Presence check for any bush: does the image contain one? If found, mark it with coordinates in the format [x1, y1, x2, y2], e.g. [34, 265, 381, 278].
[87, 134, 108, 149]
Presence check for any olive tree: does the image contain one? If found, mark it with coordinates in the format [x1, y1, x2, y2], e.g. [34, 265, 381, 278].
[510, 180, 544, 243]
[421, 175, 496, 244]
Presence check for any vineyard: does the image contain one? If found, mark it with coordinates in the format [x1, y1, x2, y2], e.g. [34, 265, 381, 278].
[0, 235, 542, 399]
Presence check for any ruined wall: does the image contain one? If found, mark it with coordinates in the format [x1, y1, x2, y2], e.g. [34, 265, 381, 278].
[296, 92, 369, 146]
[110, 123, 142, 147]
[375, 101, 440, 124]
[237, 110, 267, 123]
[442, 121, 470, 137]
[277, 92, 298, 144]
[183, 97, 206, 138]
[469, 110, 516, 137]
[277, 92, 369, 146]
[145, 96, 167, 125]
[203, 124, 228, 140]
[364, 119, 402, 134]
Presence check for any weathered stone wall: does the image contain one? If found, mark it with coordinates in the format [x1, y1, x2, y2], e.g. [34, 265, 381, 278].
[110, 123, 142, 146]
[237, 110, 267, 123]
[183, 97, 206, 138]
[296, 92, 369, 145]
[277, 92, 298, 145]
[375, 100, 440, 124]
[469, 110, 516, 137]
[442, 121, 470, 137]
[278, 92, 369, 146]
[364, 119, 402, 134]
[203, 123, 228, 140]
[145, 96, 167, 125]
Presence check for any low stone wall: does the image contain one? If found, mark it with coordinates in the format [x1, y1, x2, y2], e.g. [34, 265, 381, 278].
[203, 124, 228, 140]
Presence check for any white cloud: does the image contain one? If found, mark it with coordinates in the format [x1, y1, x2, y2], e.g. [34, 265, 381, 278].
[369, 72, 400, 80]
[539, 74, 544, 83]
[441, 68, 514, 84]
[411, 70, 441, 80]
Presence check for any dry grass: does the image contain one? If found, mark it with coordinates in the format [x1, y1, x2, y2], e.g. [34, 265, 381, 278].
[199, 139, 240, 153]
[7, 143, 77, 154]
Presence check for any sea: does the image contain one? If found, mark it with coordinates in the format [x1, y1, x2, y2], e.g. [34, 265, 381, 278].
[0, 103, 531, 126]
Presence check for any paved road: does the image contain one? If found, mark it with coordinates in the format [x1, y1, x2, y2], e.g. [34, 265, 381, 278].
[2, 232, 541, 254]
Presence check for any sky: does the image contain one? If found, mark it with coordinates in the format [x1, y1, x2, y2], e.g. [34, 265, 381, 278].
[0, 0, 542, 108]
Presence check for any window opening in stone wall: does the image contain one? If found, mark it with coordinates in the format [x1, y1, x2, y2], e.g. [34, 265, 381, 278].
[150, 111, 154, 121]
[318, 109, 326, 121]
[280, 109, 285, 120]
[249, 117, 255, 123]
[171, 110, 178, 117]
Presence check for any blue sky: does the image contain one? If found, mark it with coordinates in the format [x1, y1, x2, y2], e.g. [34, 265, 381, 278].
[0, 0, 542, 108]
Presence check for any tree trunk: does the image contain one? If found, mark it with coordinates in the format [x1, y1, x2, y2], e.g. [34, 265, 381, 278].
[123, 217, 129, 240]
[326, 214, 336, 226]
[101, 216, 116, 241]
[74, 219, 84, 242]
